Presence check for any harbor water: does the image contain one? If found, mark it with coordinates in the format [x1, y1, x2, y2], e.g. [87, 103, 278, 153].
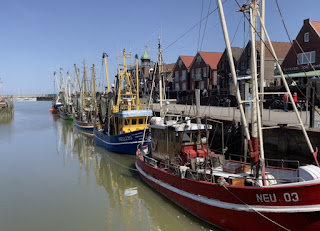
[0, 101, 219, 231]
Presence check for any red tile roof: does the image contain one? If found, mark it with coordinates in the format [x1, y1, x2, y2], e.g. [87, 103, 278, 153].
[311, 21, 320, 36]
[180, 56, 194, 68]
[256, 41, 291, 59]
[198, 51, 223, 69]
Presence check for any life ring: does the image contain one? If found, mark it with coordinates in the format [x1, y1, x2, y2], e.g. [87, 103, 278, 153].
[151, 140, 157, 151]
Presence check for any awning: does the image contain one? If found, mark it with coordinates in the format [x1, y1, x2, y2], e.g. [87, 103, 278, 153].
[274, 70, 320, 79]
[237, 75, 251, 80]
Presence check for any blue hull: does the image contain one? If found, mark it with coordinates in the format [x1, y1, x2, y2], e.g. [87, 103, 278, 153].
[94, 128, 151, 155]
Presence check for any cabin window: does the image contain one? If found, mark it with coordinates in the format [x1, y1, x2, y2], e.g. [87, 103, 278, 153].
[139, 118, 143, 124]
[304, 32, 309, 42]
[132, 119, 137, 125]
[125, 119, 130, 125]
[182, 133, 190, 143]
[191, 132, 198, 142]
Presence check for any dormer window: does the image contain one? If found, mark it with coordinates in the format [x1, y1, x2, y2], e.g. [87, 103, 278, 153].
[304, 32, 309, 42]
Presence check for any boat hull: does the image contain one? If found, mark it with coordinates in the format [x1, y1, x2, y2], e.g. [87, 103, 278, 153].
[136, 157, 320, 231]
[73, 117, 94, 131]
[94, 128, 150, 155]
[59, 109, 73, 120]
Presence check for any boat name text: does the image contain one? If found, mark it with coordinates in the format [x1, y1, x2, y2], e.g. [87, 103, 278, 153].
[256, 192, 299, 203]
[118, 136, 133, 142]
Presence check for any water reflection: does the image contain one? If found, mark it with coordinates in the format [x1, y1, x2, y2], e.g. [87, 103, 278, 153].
[53, 116, 216, 231]
[0, 107, 14, 124]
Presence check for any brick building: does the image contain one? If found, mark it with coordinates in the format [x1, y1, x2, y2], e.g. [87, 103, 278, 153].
[237, 40, 291, 88]
[189, 51, 223, 91]
[172, 56, 194, 91]
[280, 19, 320, 85]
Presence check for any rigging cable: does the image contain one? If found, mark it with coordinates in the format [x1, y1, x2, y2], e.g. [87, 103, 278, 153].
[200, 0, 212, 51]
[234, 0, 320, 116]
[221, 184, 290, 231]
[163, 0, 227, 53]
[197, 0, 204, 51]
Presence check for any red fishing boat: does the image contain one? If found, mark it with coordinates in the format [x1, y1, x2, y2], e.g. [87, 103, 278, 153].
[136, 1, 320, 230]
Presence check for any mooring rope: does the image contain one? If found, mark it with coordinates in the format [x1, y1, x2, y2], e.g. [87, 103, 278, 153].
[102, 153, 138, 172]
[221, 184, 290, 231]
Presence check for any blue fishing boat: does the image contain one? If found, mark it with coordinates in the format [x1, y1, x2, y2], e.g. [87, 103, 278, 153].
[94, 49, 152, 154]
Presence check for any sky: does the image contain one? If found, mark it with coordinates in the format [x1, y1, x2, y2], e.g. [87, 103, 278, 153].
[0, 0, 320, 95]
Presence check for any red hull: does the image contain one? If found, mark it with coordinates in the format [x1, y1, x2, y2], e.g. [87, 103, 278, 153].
[136, 157, 320, 231]
[49, 108, 59, 114]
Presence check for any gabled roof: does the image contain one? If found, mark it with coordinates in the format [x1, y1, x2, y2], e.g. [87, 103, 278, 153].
[197, 51, 223, 69]
[230, 47, 243, 61]
[179, 56, 194, 68]
[256, 41, 291, 59]
[310, 20, 320, 37]
[163, 63, 175, 73]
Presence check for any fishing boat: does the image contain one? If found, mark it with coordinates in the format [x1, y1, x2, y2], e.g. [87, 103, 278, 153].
[136, 2, 320, 231]
[94, 49, 152, 154]
[73, 63, 98, 131]
[50, 71, 62, 114]
[59, 69, 74, 120]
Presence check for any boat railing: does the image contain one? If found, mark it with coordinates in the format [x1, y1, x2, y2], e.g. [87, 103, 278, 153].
[113, 104, 151, 113]
[143, 155, 158, 167]
[228, 153, 300, 169]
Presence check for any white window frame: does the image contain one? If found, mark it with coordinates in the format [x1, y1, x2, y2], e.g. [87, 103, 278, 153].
[304, 32, 310, 42]
[196, 56, 201, 64]
[297, 51, 316, 65]
[203, 67, 207, 77]
[175, 71, 179, 81]
[199, 81, 205, 90]
[196, 68, 202, 80]
[182, 70, 187, 81]
[182, 82, 187, 91]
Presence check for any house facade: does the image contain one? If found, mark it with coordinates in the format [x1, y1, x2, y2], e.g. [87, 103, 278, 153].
[237, 40, 291, 87]
[189, 51, 223, 91]
[217, 47, 243, 95]
[172, 56, 194, 92]
[281, 19, 320, 85]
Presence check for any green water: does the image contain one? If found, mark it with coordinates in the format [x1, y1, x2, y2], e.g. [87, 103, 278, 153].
[0, 101, 219, 231]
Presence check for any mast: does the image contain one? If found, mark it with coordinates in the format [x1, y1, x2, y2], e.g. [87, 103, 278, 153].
[115, 49, 136, 111]
[83, 61, 88, 108]
[74, 64, 81, 92]
[158, 35, 164, 118]
[92, 64, 98, 118]
[102, 53, 110, 93]
[249, 0, 266, 182]
[135, 55, 140, 106]
[217, 0, 253, 152]
[259, 0, 265, 117]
